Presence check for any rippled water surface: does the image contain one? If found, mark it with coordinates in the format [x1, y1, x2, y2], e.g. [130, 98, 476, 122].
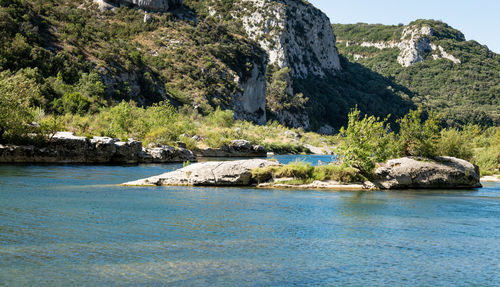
[1, 157, 500, 286]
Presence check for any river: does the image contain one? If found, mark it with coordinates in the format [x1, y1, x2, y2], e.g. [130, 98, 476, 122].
[1, 156, 499, 286]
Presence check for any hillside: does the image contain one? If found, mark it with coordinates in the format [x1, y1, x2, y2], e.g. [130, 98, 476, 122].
[0, 0, 418, 132]
[0, 1, 497, 133]
[332, 20, 500, 126]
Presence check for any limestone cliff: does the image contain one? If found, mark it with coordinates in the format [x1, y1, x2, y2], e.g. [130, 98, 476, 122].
[232, 51, 268, 125]
[238, 0, 341, 78]
[92, 0, 342, 128]
[233, 0, 341, 128]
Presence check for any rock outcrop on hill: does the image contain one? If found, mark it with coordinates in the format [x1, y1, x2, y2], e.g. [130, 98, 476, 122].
[239, 0, 341, 78]
[236, 0, 342, 128]
[231, 53, 268, 125]
[94, 0, 182, 12]
[123, 159, 281, 186]
[342, 24, 462, 67]
[374, 156, 481, 189]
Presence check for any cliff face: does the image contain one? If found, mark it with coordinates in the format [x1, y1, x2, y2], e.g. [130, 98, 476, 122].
[232, 51, 268, 125]
[229, 0, 341, 128]
[239, 0, 341, 78]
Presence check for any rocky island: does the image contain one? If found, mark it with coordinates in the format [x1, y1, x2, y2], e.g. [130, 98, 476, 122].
[123, 156, 482, 190]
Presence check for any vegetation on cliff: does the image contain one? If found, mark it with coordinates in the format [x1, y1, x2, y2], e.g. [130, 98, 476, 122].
[333, 20, 500, 127]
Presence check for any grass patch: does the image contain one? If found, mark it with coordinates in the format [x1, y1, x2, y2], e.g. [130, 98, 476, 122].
[252, 161, 366, 184]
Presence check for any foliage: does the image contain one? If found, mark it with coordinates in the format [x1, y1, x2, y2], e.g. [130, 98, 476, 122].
[333, 21, 500, 127]
[471, 127, 500, 176]
[0, 68, 41, 142]
[435, 127, 475, 161]
[335, 108, 395, 175]
[396, 108, 441, 158]
[266, 67, 308, 112]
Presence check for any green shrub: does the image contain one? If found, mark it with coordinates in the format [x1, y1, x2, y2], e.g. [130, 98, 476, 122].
[436, 128, 474, 161]
[396, 108, 441, 158]
[473, 128, 500, 176]
[54, 92, 91, 115]
[335, 107, 395, 175]
[0, 68, 41, 142]
[312, 165, 365, 182]
[207, 107, 235, 128]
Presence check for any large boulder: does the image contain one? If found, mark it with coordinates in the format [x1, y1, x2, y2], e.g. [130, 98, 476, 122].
[374, 156, 482, 189]
[123, 159, 280, 186]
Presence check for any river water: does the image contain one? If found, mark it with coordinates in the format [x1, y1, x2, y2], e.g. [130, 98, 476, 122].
[1, 156, 499, 286]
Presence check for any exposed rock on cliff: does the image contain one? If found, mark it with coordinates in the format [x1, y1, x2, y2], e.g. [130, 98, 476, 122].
[345, 25, 462, 67]
[95, 0, 182, 12]
[238, 0, 341, 78]
[374, 156, 481, 189]
[231, 52, 268, 124]
[235, 0, 342, 128]
[123, 159, 281, 186]
[397, 26, 461, 67]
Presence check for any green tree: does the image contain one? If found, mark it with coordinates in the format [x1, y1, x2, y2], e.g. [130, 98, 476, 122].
[266, 67, 290, 112]
[266, 67, 309, 112]
[0, 68, 41, 142]
[335, 107, 395, 175]
[396, 108, 441, 158]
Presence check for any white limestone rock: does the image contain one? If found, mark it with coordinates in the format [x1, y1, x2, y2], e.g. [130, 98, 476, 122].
[356, 25, 461, 67]
[95, 0, 182, 12]
[374, 156, 482, 189]
[239, 0, 341, 79]
[123, 159, 281, 186]
[232, 54, 268, 124]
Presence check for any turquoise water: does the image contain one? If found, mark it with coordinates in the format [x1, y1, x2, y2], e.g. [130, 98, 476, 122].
[1, 157, 500, 286]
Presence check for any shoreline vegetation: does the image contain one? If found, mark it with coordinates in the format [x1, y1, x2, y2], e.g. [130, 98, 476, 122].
[2, 96, 497, 186]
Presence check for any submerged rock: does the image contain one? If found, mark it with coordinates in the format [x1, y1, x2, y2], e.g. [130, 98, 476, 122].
[123, 159, 281, 186]
[374, 156, 482, 189]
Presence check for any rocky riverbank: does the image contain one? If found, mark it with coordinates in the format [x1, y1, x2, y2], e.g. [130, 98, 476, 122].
[481, 175, 500, 183]
[0, 132, 196, 164]
[123, 156, 482, 190]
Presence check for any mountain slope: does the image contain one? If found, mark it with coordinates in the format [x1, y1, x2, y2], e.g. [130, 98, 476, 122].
[1, 1, 497, 131]
[332, 20, 500, 126]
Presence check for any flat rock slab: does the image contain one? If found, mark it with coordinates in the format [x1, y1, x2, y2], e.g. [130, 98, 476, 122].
[481, 175, 500, 183]
[374, 156, 482, 189]
[123, 159, 280, 186]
